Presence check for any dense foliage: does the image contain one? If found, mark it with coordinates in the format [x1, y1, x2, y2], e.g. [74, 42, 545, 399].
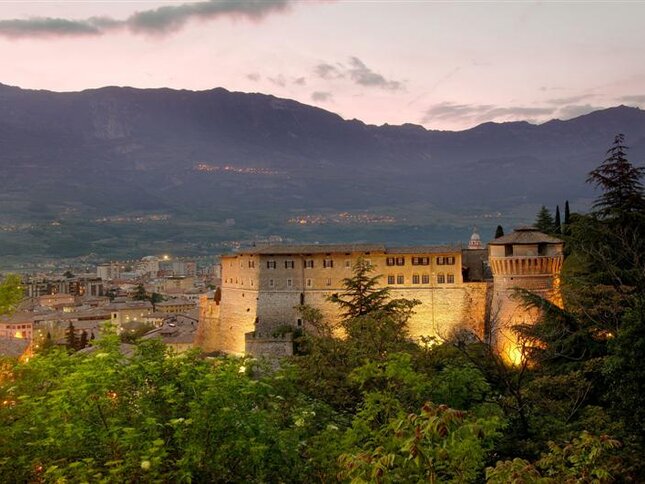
[1, 135, 644, 482]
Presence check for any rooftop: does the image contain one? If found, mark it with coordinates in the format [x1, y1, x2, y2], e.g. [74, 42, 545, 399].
[230, 243, 463, 256]
[488, 226, 563, 245]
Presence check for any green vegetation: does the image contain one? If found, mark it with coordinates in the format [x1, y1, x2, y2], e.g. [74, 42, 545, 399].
[1, 135, 644, 482]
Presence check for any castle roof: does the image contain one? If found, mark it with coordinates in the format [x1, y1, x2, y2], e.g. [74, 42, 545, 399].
[231, 243, 462, 256]
[488, 226, 563, 245]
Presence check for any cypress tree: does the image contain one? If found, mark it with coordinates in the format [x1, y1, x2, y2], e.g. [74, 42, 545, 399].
[563, 200, 571, 235]
[65, 322, 77, 351]
[79, 330, 88, 350]
[494, 225, 504, 239]
[554, 205, 561, 233]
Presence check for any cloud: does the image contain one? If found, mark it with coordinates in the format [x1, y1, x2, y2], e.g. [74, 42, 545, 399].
[0, 0, 295, 38]
[346, 57, 402, 91]
[556, 104, 604, 119]
[618, 94, 645, 104]
[546, 94, 594, 105]
[421, 102, 554, 125]
[246, 73, 261, 82]
[268, 75, 287, 87]
[311, 91, 332, 102]
[314, 57, 403, 91]
[315, 63, 344, 80]
[293, 77, 306, 86]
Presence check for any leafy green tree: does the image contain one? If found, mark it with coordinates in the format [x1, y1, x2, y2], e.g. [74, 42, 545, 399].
[0, 274, 23, 316]
[534, 205, 555, 234]
[40, 331, 54, 352]
[495, 225, 505, 239]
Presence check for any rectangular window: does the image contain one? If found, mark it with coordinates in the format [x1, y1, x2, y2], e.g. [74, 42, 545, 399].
[269, 279, 275, 287]
[267, 260, 277, 269]
[447, 274, 455, 284]
[284, 260, 295, 269]
[397, 275, 404, 284]
[437, 274, 445, 284]
[446, 256, 455, 265]
[326, 278, 332, 286]
[386, 257, 395, 266]
[412, 274, 420, 284]
[387, 275, 395, 285]
[436, 257, 445, 265]
[323, 259, 334, 268]
[306, 278, 312, 287]
[304, 259, 314, 268]
[396, 257, 405, 266]
[422, 274, 430, 284]
[287, 279, 293, 287]
[248, 260, 255, 268]
[345, 259, 351, 268]
[412, 256, 429, 266]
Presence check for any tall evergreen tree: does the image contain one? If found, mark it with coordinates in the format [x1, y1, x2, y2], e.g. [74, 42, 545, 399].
[563, 200, 571, 235]
[79, 330, 88, 350]
[495, 225, 504, 239]
[554, 205, 561, 233]
[65, 322, 78, 351]
[534, 205, 555, 233]
[133, 284, 147, 301]
[587, 134, 645, 219]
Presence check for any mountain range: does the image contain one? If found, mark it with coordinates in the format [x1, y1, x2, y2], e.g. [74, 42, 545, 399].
[1, 83, 644, 264]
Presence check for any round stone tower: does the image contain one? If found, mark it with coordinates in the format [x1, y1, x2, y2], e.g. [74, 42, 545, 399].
[488, 226, 564, 364]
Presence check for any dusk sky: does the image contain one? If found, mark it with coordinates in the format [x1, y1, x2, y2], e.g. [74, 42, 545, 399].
[1, 0, 644, 130]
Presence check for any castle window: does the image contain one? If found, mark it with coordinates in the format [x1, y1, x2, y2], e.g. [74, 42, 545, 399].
[396, 257, 405, 266]
[326, 278, 332, 286]
[287, 279, 293, 287]
[248, 260, 255, 268]
[297, 319, 303, 327]
[306, 278, 312, 287]
[397, 275, 404, 284]
[437, 257, 445, 265]
[267, 260, 277, 269]
[412, 274, 420, 284]
[412, 257, 430, 266]
[437, 273, 445, 284]
[446, 256, 455, 265]
[323, 259, 334, 268]
[345, 259, 351, 268]
[304, 259, 314, 268]
[422, 274, 430, 284]
[447, 274, 455, 284]
[269, 279, 274, 287]
[505, 245, 513, 257]
[285, 260, 295, 269]
[386, 257, 395, 266]
[387, 275, 395, 285]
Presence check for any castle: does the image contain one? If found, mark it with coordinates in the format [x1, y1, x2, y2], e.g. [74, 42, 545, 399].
[197, 227, 564, 362]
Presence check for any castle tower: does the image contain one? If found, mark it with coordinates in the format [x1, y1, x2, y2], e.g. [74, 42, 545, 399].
[488, 226, 564, 364]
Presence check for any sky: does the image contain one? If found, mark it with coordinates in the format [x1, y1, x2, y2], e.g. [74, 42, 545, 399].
[0, 0, 644, 130]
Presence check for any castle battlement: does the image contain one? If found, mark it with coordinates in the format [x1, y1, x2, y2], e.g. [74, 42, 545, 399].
[489, 255, 563, 276]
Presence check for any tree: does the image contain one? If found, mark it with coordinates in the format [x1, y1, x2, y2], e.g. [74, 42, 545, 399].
[587, 134, 645, 219]
[41, 332, 54, 352]
[554, 205, 561, 233]
[149, 292, 163, 311]
[0, 274, 23, 316]
[63, 270, 74, 279]
[495, 225, 504, 239]
[79, 330, 88, 350]
[535, 205, 555, 234]
[65, 322, 78, 351]
[563, 200, 571, 235]
[328, 257, 418, 321]
[132, 284, 147, 301]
